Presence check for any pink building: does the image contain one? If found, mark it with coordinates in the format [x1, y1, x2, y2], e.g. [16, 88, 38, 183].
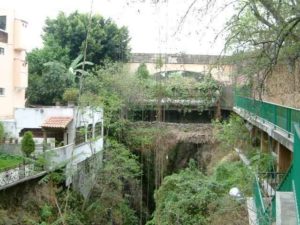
[0, 9, 28, 119]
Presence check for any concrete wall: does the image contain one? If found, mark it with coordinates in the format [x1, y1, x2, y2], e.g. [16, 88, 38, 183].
[128, 62, 234, 84]
[72, 150, 103, 199]
[128, 53, 234, 84]
[0, 143, 21, 155]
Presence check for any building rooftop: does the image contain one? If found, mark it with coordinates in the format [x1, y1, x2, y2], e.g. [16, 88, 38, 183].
[42, 116, 73, 129]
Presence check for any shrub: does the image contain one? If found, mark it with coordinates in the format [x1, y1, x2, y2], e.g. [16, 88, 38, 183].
[21, 131, 35, 157]
[63, 88, 79, 103]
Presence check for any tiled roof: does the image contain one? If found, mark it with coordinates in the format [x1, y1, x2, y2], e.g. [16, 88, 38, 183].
[42, 117, 73, 129]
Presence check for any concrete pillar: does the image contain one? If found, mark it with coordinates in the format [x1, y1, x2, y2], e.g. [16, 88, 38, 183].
[277, 143, 292, 173]
[42, 128, 47, 152]
[260, 131, 269, 152]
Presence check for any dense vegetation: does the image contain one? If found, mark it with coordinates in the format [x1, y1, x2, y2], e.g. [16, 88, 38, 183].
[0, 153, 23, 171]
[26, 11, 130, 105]
[2, 2, 291, 224]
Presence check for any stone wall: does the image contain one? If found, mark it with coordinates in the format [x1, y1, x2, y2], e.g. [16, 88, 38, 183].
[72, 150, 103, 198]
[262, 63, 300, 108]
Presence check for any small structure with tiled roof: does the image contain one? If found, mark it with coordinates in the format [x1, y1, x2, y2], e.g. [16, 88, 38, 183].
[42, 117, 73, 129]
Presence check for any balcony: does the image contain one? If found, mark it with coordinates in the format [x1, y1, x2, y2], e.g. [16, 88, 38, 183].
[13, 19, 27, 51]
[13, 59, 28, 89]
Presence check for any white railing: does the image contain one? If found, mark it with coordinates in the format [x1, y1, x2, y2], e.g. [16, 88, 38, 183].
[0, 164, 38, 187]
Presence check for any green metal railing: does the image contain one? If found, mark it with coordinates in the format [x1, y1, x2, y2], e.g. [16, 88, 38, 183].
[253, 176, 268, 225]
[235, 96, 300, 224]
[293, 126, 300, 223]
[235, 96, 300, 134]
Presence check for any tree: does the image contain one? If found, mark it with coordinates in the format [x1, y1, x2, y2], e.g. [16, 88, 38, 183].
[147, 164, 219, 225]
[85, 139, 141, 225]
[26, 11, 130, 105]
[223, 0, 300, 96]
[21, 131, 35, 157]
[42, 11, 131, 65]
[136, 63, 150, 80]
[26, 62, 69, 105]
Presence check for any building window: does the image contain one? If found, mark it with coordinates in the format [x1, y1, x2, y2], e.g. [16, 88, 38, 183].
[0, 47, 4, 55]
[75, 126, 86, 145]
[0, 16, 6, 30]
[95, 122, 102, 138]
[0, 88, 5, 96]
[87, 124, 93, 140]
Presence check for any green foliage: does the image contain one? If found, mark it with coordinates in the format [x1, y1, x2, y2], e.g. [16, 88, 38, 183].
[63, 88, 79, 103]
[225, 0, 300, 94]
[85, 139, 141, 225]
[213, 161, 253, 195]
[148, 165, 220, 225]
[0, 122, 4, 142]
[42, 11, 130, 65]
[40, 204, 52, 221]
[149, 158, 253, 225]
[0, 153, 23, 171]
[136, 63, 150, 80]
[27, 62, 70, 105]
[27, 11, 130, 105]
[142, 74, 221, 113]
[21, 131, 35, 157]
[155, 56, 164, 70]
[250, 151, 275, 173]
[213, 114, 249, 150]
[27, 53, 93, 105]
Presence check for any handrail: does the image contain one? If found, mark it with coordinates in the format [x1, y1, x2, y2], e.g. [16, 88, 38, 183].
[235, 95, 300, 134]
[254, 175, 266, 216]
[236, 96, 300, 112]
[235, 96, 300, 223]
[276, 165, 293, 191]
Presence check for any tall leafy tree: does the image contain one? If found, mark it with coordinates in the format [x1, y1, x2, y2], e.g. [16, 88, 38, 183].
[26, 11, 131, 105]
[223, 0, 300, 96]
[42, 11, 131, 65]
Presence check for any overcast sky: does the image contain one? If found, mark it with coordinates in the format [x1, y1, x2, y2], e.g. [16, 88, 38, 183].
[1, 0, 233, 55]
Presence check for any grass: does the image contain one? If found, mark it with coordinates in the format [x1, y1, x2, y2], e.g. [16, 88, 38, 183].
[0, 152, 23, 171]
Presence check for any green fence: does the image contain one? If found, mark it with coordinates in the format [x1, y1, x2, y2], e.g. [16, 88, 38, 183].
[253, 176, 267, 224]
[235, 96, 300, 224]
[235, 96, 300, 134]
[293, 126, 300, 223]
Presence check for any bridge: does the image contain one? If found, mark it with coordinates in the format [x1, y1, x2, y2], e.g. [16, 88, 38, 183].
[128, 53, 234, 84]
[128, 53, 235, 112]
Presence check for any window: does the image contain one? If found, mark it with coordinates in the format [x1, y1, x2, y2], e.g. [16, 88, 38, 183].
[0, 32, 7, 43]
[0, 47, 4, 55]
[0, 88, 5, 96]
[95, 122, 102, 138]
[0, 16, 6, 30]
[87, 124, 93, 140]
[75, 126, 85, 145]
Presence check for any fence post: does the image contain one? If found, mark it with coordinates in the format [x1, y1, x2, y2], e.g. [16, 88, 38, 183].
[274, 105, 277, 129]
[287, 108, 292, 134]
